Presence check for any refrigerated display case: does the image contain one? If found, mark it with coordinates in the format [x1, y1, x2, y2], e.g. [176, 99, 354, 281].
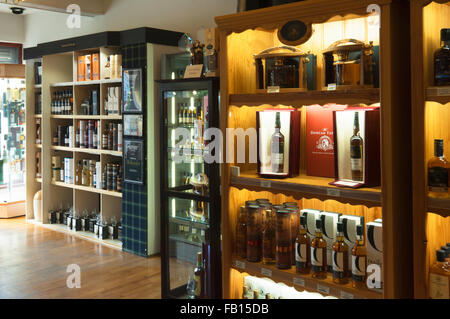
[158, 78, 221, 298]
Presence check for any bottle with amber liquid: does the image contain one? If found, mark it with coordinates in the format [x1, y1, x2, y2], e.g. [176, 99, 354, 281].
[429, 249, 450, 299]
[235, 206, 247, 258]
[332, 221, 349, 284]
[194, 251, 205, 299]
[75, 160, 82, 185]
[242, 285, 249, 299]
[271, 112, 285, 174]
[428, 139, 450, 198]
[351, 225, 367, 288]
[311, 219, 327, 279]
[350, 112, 364, 182]
[434, 29, 450, 86]
[262, 209, 276, 265]
[295, 215, 310, 274]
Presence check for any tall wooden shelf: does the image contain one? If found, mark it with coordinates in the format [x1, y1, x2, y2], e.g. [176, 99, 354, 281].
[216, 0, 413, 299]
[410, 0, 450, 299]
[25, 46, 123, 247]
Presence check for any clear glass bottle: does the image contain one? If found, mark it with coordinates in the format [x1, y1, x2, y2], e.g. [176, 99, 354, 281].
[351, 225, 367, 288]
[295, 215, 310, 274]
[311, 219, 327, 279]
[434, 29, 450, 86]
[428, 139, 449, 198]
[332, 221, 349, 284]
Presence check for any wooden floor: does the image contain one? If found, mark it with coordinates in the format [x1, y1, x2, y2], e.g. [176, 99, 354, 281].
[0, 217, 163, 299]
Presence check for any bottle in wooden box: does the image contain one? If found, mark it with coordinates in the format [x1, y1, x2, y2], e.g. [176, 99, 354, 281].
[275, 209, 291, 269]
[429, 249, 450, 299]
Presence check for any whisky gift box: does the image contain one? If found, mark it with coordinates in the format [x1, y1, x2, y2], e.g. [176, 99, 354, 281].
[366, 220, 383, 289]
[72, 217, 82, 232]
[330, 106, 381, 188]
[89, 219, 96, 233]
[92, 53, 100, 81]
[48, 210, 57, 224]
[339, 214, 364, 273]
[320, 211, 342, 272]
[300, 209, 322, 242]
[77, 56, 85, 82]
[81, 217, 90, 232]
[99, 225, 109, 239]
[306, 104, 347, 178]
[108, 225, 119, 240]
[257, 109, 301, 178]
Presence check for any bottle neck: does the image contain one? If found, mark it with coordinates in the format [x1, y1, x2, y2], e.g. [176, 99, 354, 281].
[357, 236, 364, 246]
[299, 228, 307, 235]
[336, 232, 344, 242]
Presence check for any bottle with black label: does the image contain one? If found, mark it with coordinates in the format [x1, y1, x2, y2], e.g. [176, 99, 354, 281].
[434, 28, 450, 86]
[295, 215, 310, 274]
[351, 225, 367, 288]
[428, 139, 449, 198]
[311, 219, 327, 279]
[332, 221, 349, 284]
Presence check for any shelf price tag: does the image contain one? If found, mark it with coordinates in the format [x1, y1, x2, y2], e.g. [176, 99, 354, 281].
[267, 86, 280, 93]
[260, 180, 271, 188]
[327, 83, 337, 91]
[327, 188, 341, 197]
[235, 260, 246, 270]
[340, 291, 354, 299]
[293, 277, 305, 287]
[261, 268, 272, 277]
[317, 284, 330, 295]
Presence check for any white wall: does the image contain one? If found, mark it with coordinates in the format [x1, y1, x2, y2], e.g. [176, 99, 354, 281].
[24, 0, 237, 48]
[0, 12, 25, 43]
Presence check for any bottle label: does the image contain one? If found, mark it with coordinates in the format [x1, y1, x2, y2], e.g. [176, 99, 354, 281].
[194, 275, 202, 297]
[311, 247, 323, 267]
[428, 167, 449, 193]
[271, 153, 284, 165]
[429, 272, 450, 299]
[295, 243, 307, 263]
[351, 158, 362, 171]
[332, 251, 344, 273]
[352, 255, 366, 281]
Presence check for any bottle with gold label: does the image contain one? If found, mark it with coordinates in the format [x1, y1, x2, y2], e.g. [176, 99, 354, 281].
[429, 249, 450, 299]
[311, 219, 327, 279]
[194, 251, 205, 299]
[75, 160, 82, 185]
[351, 225, 367, 288]
[295, 215, 310, 274]
[332, 222, 349, 284]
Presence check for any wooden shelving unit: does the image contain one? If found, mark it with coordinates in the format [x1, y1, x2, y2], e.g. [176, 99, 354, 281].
[25, 45, 123, 245]
[231, 257, 382, 299]
[411, 0, 450, 299]
[216, 0, 413, 299]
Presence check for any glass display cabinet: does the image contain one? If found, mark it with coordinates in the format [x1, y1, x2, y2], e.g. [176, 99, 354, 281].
[158, 77, 221, 299]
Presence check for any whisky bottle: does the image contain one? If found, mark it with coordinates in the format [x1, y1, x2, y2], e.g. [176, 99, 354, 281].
[428, 139, 450, 198]
[75, 160, 82, 185]
[108, 123, 114, 150]
[262, 209, 276, 264]
[194, 251, 205, 299]
[434, 29, 450, 86]
[351, 225, 367, 288]
[350, 112, 364, 182]
[429, 249, 450, 299]
[265, 293, 271, 299]
[236, 206, 247, 258]
[295, 215, 310, 274]
[311, 219, 327, 279]
[253, 289, 259, 300]
[270, 112, 285, 174]
[242, 285, 249, 299]
[332, 221, 349, 284]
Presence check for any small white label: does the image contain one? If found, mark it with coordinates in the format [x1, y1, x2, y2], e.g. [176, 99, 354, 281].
[267, 86, 280, 93]
[327, 83, 337, 91]
[261, 268, 272, 277]
[184, 64, 203, 78]
[340, 291, 354, 299]
[293, 277, 305, 287]
[235, 260, 246, 270]
[351, 158, 362, 171]
[271, 153, 284, 165]
[327, 188, 340, 197]
[317, 284, 330, 295]
[260, 180, 271, 188]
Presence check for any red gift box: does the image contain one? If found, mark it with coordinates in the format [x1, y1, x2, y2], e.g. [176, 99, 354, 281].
[306, 104, 347, 178]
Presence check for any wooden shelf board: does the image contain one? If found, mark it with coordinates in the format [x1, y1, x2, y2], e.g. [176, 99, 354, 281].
[50, 146, 122, 157]
[51, 115, 122, 120]
[51, 78, 122, 87]
[231, 257, 382, 299]
[52, 181, 122, 198]
[426, 86, 450, 104]
[231, 171, 381, 206]
[229, 88, 380, 107]
[34, 114, 42, 118]
[427, 197, 450, 218]
[51, 115, 74, 119]
[33, 222, 122, 250]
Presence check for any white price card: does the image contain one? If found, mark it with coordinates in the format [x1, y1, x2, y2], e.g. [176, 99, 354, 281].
[260, 180, 271, 188]
[327, 83, 337, 91]
[267, 86, 280, 93]
[340, 291, 354, 299]
[235, 260, 246, 270]
[317, 284, 330, 295]
[293, 277, 305, 287]
[261, 268, 272, 277]
[184, 65, 203, 79]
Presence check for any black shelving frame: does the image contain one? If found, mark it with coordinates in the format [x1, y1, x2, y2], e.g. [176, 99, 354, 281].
[158, 77, 221, 299]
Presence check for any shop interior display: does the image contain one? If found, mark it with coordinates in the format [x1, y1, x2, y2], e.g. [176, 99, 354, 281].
[410, 0, 450, 299]
[216, 0, 412, 299]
